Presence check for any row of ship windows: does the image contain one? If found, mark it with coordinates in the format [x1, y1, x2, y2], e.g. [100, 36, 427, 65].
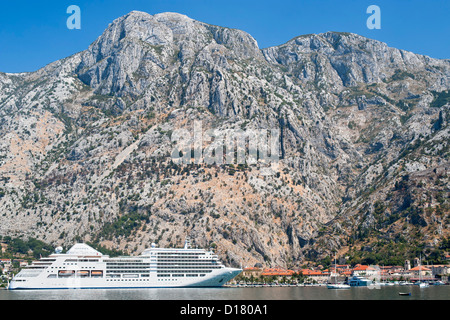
[62, 259, 155, 263]
[157, 262, 216, 265]
[106, 279, 148, 282]
[156, 255, 212, 258]
[106, 263, 150, 266]
[58, 257, 218, 265]
[106, 270, 151, 273]
[103, 267, 217, 271]
[156, 253, 205, 255]
[100, 274, 207, 279]
[60, 262, 220, 267]
[105, 270, 214, 273]
[157, 270, 213, 273]
[60, 255, 212, 261]
[103, 277, 206, 282]
[65, 259, 99, 262]
[105, 274, 207, 279]
[157, 255, 214, 257]
[105, 279, 154, 282]
[46, 274, 208, 280]
[58, 265, 98, 268]
[157, 260, 218, 263]
[47, 274, 103, 278]
[157, 274, 205, 277]
[107, 266, 150, 269]
[156, 263, 220, 266]
[105, 269, 214, 274]
[157, 266, 220, 270]
[106, 260, 145, 263]
[106, 263, 222, 269]
[105, 260, 216, 265]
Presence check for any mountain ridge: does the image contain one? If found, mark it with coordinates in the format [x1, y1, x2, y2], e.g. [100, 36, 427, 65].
[0, 11, 448, 268]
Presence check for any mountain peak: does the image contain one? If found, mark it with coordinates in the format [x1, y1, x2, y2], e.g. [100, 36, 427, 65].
[76, 10, 263, 95]
[154, 11, 194, 22]
[120, 11, 195, 24]
[124, 10, 152, 17]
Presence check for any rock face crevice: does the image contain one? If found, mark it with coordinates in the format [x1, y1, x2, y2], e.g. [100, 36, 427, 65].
[0, 11, 449, 267]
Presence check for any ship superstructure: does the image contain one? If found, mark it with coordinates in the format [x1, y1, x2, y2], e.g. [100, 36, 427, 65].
[8, 240, 242, 290]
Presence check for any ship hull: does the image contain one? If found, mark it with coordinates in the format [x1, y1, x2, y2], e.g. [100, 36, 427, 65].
[9, 268, 242, 290]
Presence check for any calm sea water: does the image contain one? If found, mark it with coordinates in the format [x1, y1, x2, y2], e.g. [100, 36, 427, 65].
[0, 285, 448, 300]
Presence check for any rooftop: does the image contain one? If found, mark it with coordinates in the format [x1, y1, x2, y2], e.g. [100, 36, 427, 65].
[410, 265, 431, 271]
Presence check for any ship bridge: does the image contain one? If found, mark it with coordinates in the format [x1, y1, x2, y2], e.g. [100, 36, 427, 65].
[66, 243, 103, 256]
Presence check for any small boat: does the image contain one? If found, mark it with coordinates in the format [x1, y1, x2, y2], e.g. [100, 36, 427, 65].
[58, 270, 75, 277]
[416, 254, 429, 288]
[327, 253, 350, 289]
[348, 276, 372, 287]
[378, 281, 394, 286]
[327, 283, 351, 289]
[418, 282, 429, 288]
[399, 292, 411, 296]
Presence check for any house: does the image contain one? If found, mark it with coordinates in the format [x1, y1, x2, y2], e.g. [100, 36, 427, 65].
[352, 264, 378, 277]
[429, 265, 450, 277]
[379, 265, 406, 280]
[336, 264, 352, 271]
[0, 259, 12, 274]
[299, 269, 329, 283]
[340, 269, 353, 278]
[408, 265, 435, 281]
[331, 264, 352, 273]
[261, 268, 295, 279]
[409, 265, 432, 277]
[242, 267, 263, 279]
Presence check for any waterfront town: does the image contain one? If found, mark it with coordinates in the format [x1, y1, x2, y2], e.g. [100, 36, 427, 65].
[236, 255, 450, 286]
[4, 255, 447, 288]
[1, 237, 449, 288]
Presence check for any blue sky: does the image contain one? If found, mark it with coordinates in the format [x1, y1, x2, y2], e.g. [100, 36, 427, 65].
[0, 0, 449, 73]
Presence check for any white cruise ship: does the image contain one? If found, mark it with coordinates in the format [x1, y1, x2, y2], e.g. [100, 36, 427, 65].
[8, 239, 242, 290]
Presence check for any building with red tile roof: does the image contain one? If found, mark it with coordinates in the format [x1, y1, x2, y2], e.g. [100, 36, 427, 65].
[261, 268, 295, 277]
[409, 265, 432, 277]
[297, 269, 329, 283]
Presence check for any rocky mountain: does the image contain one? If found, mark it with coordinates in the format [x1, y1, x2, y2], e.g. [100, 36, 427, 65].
[0, 11, 448, 268]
